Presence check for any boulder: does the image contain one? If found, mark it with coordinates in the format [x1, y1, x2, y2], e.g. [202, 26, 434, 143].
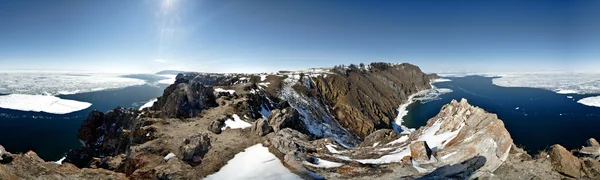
[208, 116, 226, 134]
[252, 118, 273, 136]
[549, 144, 581, 178]
[179, 133, 211, 166]
[268, 107, 301, 133]
[154, 82, 218, 118]
[410, 141, 432, 162]
[579, 146, 600, 157]
[587, 138, 600, 147]
[582, 158, 600, 178]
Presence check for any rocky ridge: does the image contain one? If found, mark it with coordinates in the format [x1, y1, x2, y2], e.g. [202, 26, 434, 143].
[0, 62, 599, 179]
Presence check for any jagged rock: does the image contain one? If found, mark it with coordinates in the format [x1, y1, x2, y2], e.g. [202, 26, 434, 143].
[579, 146, 600, 157]
[269, 128, 312, 155]
[100, 154, 126, 171]
[268, 107, 302, 133]
[549, 144, 581, 178]
[422, 156, 487, 179]
[208, 116, 226, 134]
[179, 133, 211, 166]
[415, 99, 514, 177]
[154, 82, 218, 118]
[359, 129, 397, 147]
[587, 138, 600, 147]
[252, 118, 273, 136]
[67, 107, 140, 168]
[582, 158, 600, 178]
[0, 148, 127, 179]
[410, 141, 432, 162]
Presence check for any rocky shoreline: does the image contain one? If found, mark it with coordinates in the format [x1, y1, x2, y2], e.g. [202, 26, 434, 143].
[1, 63, 599, 179]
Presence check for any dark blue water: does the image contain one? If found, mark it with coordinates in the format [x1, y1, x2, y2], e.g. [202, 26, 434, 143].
[0, 84, 166, 161]
[403, 76, 600, 153]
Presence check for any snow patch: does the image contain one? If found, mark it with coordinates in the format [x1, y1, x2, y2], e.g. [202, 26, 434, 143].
[387, 135, 409, 145]
[260, 75, 268, 81]
[325, 144, 342, 154]
[204, 144, 303, 180]
[164, 153, 176, 161]
[221, 114, 252, 130]
[258, 82, 270, 87]
[139, 98, 157, 110]
[416, 120, 464, 151]
[578, 96, 600, 108]
[0, 94, 92, 114]
[54, 156, 66, 164]
[556, 89, 579, 94]
[214, 88, 235, 95]
[355, 147, 411, 164]
[304, 158, 344, 168]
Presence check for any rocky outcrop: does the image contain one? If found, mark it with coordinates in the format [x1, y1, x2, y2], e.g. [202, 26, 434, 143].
[550, 144, 581, 178]
[152, 81, 218, 118]
[314, 63, 433, 138]
[179, 133, 211, 166]
[0, 148, 127, 180]
[67, 107, 141, 168]
[410, 141, 432, 163]
[587, 138, 600, 147]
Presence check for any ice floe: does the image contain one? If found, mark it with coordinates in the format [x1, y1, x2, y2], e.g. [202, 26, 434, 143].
[139, 98, 157, 110]
[577, 96, 600, 108]
[0, 94, 92, 114]
[204, 144, 303, 180]
[221, 114, 252, 130]
[432, 78, 452, 83]
[0, 72, 145, 95]
[492, 73, 600, 95]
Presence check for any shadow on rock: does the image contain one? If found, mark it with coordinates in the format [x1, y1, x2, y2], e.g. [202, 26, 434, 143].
[419, 156, 487, 180]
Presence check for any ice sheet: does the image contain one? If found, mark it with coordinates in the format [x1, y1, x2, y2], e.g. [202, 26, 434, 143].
[0, 94, 92, 114]
[492, 73, 600, 94]
[578, 96, 600, 107]
[204, 144, 303, 180]
[0, 72, 145, 95]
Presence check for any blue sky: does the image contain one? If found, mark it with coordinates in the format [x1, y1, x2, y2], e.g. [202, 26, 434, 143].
[0, 0, 598, 73]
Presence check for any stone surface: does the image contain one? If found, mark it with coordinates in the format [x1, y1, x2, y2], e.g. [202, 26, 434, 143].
[358, 129, 397, 147]
[549, 144, 581, 178]
[179, 133, 211, 166]
[410, 141, 432, 162]
[587, 138, 600, 147]
[154, 82, 218, 118]
[207, 117, 225, 134]
[252, 118, 273, 136]
[267, 107, 303, 133]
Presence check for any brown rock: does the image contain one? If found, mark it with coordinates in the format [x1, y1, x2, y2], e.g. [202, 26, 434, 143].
[579, 146, 600, 157]
[268, 107, 302, 133]
[587, 138, 600, 147]
[549, 144, 581, 178]
[252, 118, 273, 136]
[208, 116, 226, 134]
[179, 133, 211, 166]
[359, 129, 397, 147]
[582, 158, 600, 178]
[410, 141, 432, 162]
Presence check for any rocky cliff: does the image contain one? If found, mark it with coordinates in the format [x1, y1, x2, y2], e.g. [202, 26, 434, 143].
[1, 62, 599, 180]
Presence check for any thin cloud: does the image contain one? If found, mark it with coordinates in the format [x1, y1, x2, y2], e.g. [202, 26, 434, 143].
[155, 59, 167, 63]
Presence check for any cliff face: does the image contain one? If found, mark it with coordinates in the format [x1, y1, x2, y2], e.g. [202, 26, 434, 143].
[313, 63, 432, 138]
[1, 62, 599, 180]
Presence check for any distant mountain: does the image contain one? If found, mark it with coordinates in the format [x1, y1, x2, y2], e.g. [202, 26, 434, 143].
[156, 70, 187, 75]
